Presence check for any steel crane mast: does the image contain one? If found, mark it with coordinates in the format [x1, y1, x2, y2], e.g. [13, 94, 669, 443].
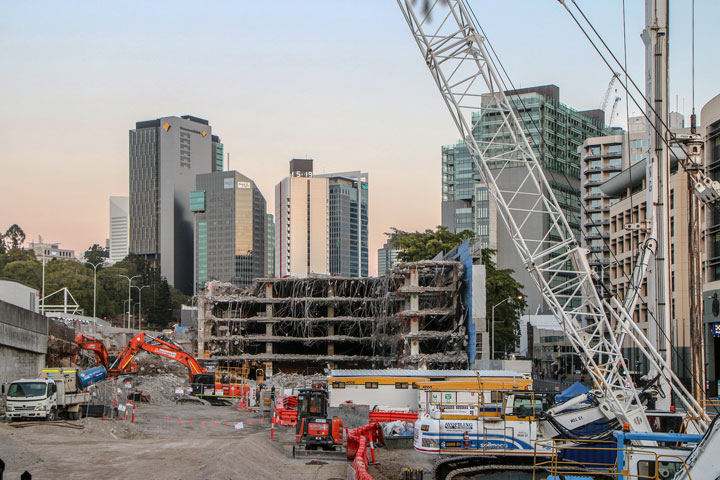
[396, 0, 709, 433]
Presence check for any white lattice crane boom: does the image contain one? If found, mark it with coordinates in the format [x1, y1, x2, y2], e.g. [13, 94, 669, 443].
[397, 0, 709, 434]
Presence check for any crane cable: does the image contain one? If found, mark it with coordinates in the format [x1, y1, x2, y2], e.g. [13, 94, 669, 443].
[463, 0, 715, 411]
[558, 0, 717, 410]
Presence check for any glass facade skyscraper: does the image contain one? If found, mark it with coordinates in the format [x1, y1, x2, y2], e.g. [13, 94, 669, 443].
[441, 85, 607, 313]
[193, 171, 266, 289]
[129, 115, 219, 294]
[321, 172, 369, 277]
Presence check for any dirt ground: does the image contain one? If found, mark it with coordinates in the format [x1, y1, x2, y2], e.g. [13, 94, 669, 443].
[0, 402, 434, 480]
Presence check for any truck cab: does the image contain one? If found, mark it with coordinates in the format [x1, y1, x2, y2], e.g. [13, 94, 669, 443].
[5, 379, 59, 420]
[4, 367, 98, 421]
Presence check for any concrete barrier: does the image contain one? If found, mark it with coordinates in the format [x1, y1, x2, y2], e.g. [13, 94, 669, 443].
[0, 300, 48, 387]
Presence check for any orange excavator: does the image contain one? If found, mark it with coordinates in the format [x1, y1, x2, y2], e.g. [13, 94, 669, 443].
[108, 332, 214, 388]
[74, 333, 138, 373]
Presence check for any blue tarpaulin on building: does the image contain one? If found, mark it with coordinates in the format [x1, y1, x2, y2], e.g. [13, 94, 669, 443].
[555, 381, 590, 403]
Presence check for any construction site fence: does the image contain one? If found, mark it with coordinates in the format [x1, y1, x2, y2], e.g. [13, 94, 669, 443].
[274, 395, 298, 426]
[369, 410, 418, 422]
[347, 421, 384, 480]
[84, 377, 128, 419]
[532, 438, 693, 480]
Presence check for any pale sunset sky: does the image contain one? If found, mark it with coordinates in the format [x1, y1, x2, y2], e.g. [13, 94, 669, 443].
[1, 1, 717, 276]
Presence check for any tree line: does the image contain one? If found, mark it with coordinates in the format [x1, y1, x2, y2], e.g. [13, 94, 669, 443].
[0, 224, 187, 328]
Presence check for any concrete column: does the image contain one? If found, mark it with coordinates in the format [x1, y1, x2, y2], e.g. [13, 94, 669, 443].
[197, 297, 206, 358]
[327, 284, 335, 356]
[411, 314, 419, 356]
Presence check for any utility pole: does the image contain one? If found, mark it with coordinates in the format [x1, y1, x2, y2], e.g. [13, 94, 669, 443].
[85, 260, 103, 319]
[119, 274, 141, 329]
[642, 0, 672, 409]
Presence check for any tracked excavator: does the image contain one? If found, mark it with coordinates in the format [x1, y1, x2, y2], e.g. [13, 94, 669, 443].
[74, 333, 137, 373]
[108, 332, 215, 394]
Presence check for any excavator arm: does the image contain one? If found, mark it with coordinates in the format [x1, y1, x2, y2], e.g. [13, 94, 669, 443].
[74, 333, 109, 368]
[109, 332, 207, 382]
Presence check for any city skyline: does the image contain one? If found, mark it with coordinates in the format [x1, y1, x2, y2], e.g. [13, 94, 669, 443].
[1, 1, 718, 276]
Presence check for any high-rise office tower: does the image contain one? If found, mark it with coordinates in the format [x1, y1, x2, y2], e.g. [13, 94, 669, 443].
[441, 85, 607, 313]
[108, 196, 129, 264]
[275, 159, 329, 278]
[192, 171, 266, 289]
[266, 213, 275, 278]
[377, 241, 399, 276]
[317, 171, 369, 277]
[129, 115, 220, 294]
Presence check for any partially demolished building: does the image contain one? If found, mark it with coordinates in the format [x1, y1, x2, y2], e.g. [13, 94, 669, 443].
[197, 260, 470, 376]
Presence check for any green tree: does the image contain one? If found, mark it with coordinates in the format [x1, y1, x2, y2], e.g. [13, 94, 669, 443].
[2, 259, 41, 289]
[388, 226, 474, 262]
[5, 224, 26, 249]
[0, 248, 36, 271]
[84, 244, 106, 266]
[483, 249, 526, 358]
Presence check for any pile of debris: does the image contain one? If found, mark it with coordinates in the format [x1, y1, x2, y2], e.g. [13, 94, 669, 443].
[125, 374, 188, 405]
[267, 372, 327, 390]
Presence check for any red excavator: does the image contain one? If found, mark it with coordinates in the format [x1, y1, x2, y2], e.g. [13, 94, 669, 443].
[74, 333, 138, 373]
[108, 332, 215, 391]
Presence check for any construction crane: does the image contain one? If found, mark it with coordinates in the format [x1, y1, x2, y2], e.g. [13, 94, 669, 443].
[108, 332, 213, 385]
[397, 0, 707, 434]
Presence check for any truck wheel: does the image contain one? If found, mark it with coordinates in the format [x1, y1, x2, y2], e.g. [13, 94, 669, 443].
[69, 411, 79, 420]
[47, 409, 57, 421]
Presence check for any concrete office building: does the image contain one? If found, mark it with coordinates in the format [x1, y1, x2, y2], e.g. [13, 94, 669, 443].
[441, 85, 606, 313]
[317, 171, 369, 277]
[212, 135, 224, 172]
[192, 171, 266, 289]
[108, 196, 129, 264]
[27, 240, 75, 260]
[378, 241, 400, 276]
[275, 159, 330, 278]
[129, 115, 221, 294]
[599, 125, 693, 384]
[701, 94, 720, 395]
[266, 214, 275, 278]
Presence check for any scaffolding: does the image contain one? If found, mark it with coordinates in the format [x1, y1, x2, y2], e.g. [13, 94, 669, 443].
[197, 260, 468, 376]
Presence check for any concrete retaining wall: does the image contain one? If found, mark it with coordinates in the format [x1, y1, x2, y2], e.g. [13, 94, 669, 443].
[0, 300, 48, 386]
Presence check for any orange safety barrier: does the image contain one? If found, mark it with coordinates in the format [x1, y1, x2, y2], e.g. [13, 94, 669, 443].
[352, 436, 373, 480]
[369, 410, 418, 422]
[347, 421, 384, 479]
[274, 395, 298, 426]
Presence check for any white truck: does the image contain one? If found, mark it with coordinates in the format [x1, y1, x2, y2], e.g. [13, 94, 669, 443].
[5, 368, 94, 421]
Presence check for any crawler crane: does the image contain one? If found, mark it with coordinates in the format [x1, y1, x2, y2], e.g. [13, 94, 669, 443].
[397, 1, 719, 478]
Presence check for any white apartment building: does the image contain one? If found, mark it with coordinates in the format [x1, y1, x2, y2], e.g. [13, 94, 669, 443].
[275, 159, 329, 277]
[109, 196, 129, 264]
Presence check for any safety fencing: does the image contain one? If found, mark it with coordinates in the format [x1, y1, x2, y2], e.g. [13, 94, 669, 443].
[369, 410, 418, 422]
[346, 421, 384, 480]
[274, 395, 298, 426]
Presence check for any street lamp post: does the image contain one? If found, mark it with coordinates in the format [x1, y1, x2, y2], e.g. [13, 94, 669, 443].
[491, 295, 523, 360]
[119, 274, 141, 329]
[85, 260, 104, 319]
[133, 302, 141, 329]
[131, 285, 149, 331]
